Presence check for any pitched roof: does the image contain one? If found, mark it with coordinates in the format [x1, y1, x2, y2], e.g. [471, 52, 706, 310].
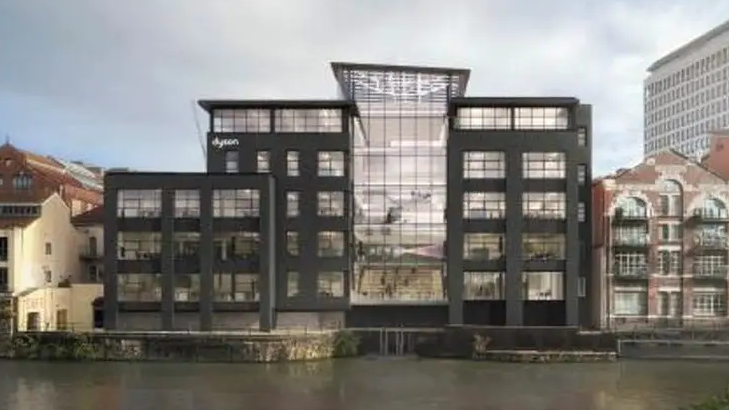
[71, 205, 104, 226]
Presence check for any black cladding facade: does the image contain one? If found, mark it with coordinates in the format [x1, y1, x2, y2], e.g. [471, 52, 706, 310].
[103, 67, 594, 331]
[446, 98, 593, 327]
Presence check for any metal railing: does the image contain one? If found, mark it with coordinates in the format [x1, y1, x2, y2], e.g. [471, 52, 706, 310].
[612, 235, 650, 246]
[693, 264, 729, 277]
[612, 264, 649, 277]
[693, 208, 729, 220]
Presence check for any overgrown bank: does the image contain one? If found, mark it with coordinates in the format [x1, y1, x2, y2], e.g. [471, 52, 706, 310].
[0, 330, 361, 363]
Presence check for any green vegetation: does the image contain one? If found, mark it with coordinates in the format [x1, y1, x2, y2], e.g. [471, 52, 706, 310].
[681, 389, 729, 410]
[3, 333, 98, 360]
[332, 330, 360, 357]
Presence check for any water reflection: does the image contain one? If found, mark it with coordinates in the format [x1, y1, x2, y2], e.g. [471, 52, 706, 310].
[1, 360, 728, 410]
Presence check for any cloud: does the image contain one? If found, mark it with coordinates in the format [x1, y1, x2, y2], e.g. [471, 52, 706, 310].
[1, 0, 729, 174]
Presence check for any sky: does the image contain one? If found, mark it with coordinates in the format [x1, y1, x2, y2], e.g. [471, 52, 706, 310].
[1, 0, 729, 176]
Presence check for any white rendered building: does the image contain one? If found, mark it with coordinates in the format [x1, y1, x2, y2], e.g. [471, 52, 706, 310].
[644, 19, 729, 159]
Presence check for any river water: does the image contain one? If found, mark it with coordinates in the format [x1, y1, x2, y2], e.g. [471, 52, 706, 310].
[0, 359, 727, 410]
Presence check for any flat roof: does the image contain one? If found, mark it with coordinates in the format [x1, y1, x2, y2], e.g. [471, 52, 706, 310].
[647, 19, 729, 73]
[197, 99, 359, 116]
[450, 96, 580, 107]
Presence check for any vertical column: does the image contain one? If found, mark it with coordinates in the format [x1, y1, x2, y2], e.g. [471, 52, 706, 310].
[565, 154, 579, 326]
[103, 189, 119, 330]
[446, 147, 464, 325]
[199, 184, 213, 331]
[505, 149, 523, 326]
[259, 177, 277, 331]
[160, 189, 175, 330]
[300, 149, 318, 302]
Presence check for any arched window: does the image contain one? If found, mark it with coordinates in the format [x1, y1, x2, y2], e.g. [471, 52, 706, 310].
[615, 197, 647, 218]
[696, 198, 728, 219]
[12, 172, 32, 190]
[658, 179, 682, 216]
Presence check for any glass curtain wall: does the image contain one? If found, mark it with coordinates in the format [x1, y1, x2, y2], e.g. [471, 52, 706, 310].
[335, 65, 466, 304]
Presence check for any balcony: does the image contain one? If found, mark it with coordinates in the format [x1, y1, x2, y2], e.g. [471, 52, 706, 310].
[693, 264, 729, 278]
[612, 264, 649, 278]
[612, 235, 650, 248]
[612, 207, 648, 224]
[79, 246, 102, 260]
[691, 208, 729, 223]
[692, 234, 728, 250]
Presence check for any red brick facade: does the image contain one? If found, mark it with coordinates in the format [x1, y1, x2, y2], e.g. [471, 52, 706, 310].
[593, 150, 729, 329]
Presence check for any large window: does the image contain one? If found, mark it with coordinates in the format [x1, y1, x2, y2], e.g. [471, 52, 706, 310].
[613, 291, 647, 315]
[212, 232, 259, 259]
[212, 273, 259, 301]
[464, 271, 504, 300]
[286, 191, 300, 217]
[463, 192, 505, 219]
[117, 190, 162, 218]
[613, 252, 647, 275]
[117, 232, 162, 260]
[174, 274, 200, 302]
[513, 107, 569, 130]
[463, 233, 503, 260]
[692, 293, 726, 316]
[522, 152, 565, 179]
[522, 234, 565, 260]
[212, 189, 259, 217]
[224, 151, 238, 173]
[522, 192, 566, 219]
[117, 274, 161, 302]
[613, 226, 649, 245]
[318, 151, 345, 177]
[657, 179, 682, 216]
[463, 151, 505, 178]
[287, 151, 300, 176]
[657, 250, 681, 274]
[318, 272, 345, 297]
[694, 255, 726, 276]
[275, 109, 343, 133]
[317, 191, 345, 217]
[174, 190, 200, 217]
[172, 232, 200, 258]
[522, 271, 564, 300]
[456, 107, 511, 130]
[318, 231, 345, 257]
[12, 173, 32, 190]
[212, 109, 271, 133]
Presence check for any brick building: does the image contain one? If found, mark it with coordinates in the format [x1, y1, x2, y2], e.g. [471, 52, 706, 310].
[593, 150, 729, 328]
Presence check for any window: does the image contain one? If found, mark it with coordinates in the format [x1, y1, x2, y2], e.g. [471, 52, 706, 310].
[275, 109, 343, 133]
[117, 190, 162, 218]
[522, 152, 565, 179]
[12, 173, 32, 190]
[212, 109, 271, 133]
[657, 250, 681, 274]
[44, 268, 51, 283]
[0, 237, 7, 262]
[0, 205, 40, 217]
[463, 233, 503, 260]
[578, 203, 585, 222]
[613, 252, 647, 275]
[658, 223, 682, 242]
[657, 291, 680, 317]
[44, 242, 52, 256]
[577, 165, 586, 184]
[318, 151, 345, 177]
[56, 309, 68, 331]
[0, 268, 7, 292]
[212, 274, 259, 301]
[318, 272, 345, 297]
[174, 190, 200, 217]
[522, 234, 565, 260]
[173, 232, 200, 258]
[318, 231, 345, 257]
[522, 272, 564, 300]
[317, 191, 345, 217]
[287, 191, 300, 217]
[577, 127, 587, 146]
[463, 272, 504, 300]
[613, 227, 649, 246]
[522, 192, 565, 219]
[657, 179, 682, 216]
[514, 107, 569, 130]
[695, 198, 728, 219]
[212, 189, 259, 217]
[456, 107, 512, 130]
[615, 197, 647, 218]
[692, 293, 726, 316]
[463, 151, 505, 178]
[694, 255, 726, 276]
[463, 192, 505, 219]
[613, 291, 647, 315]
[212, 232, 259, 259]
[257, 151, 270, 173]
[224, 151, 238, 173]
[287, 232, 299, 256]
[117, 232, 162, 260]
[578, 277, 586, 298]
[117, 274, 162, 302]
[287, 151, 300, 176]
[174, 274, 201, 302]
[287, 272, 300, 297]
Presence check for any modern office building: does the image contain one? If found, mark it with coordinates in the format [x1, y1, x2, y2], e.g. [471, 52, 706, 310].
[593, 150, 729, 329]
[103, 62, 595, 331]
[644, 19, 729, 158]
[447, 98, 593, 327]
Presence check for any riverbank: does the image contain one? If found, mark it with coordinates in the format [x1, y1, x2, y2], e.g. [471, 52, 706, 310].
[0, 330, 360, 363]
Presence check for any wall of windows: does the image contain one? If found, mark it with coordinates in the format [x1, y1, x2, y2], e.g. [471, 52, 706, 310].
[117, 274, 161, 302]
[117, 232, 162, 260]
[522, 234, 565, 261]
[212, 109, 270, 133]
[212, 232, 259, 259]
[464, 271, 504, 300]
[463, 151, 506, 178]
[463, 192, 505, 219]
[174, 190, 200, 217]
[463, 233, 504, 260]
[456, 107, 570, 130]
[117, 190, 162, 218]
[522, 152, 565, 179]
[522, 271, 564, 300]
[212, 273, 259, 302]
[522, 192, 566, 219]
[212, 189, 259, 217]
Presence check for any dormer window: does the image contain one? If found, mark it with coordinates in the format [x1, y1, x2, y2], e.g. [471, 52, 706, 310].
[12, 173, 32, 190]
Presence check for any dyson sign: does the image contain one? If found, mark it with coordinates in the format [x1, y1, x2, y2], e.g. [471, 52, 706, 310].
[211, 137, 239, 149]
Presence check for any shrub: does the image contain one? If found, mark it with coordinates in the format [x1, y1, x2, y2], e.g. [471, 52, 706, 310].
[332, 330, 360, 357]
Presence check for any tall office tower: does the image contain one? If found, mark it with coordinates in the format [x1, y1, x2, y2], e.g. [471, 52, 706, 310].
[644, 19, 729, 159]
